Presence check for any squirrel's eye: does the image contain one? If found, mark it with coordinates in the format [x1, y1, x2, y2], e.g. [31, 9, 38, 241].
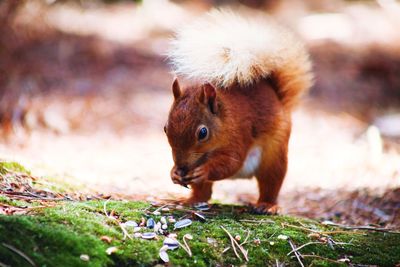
[164, 126, 167, 134]
[197, 126, 209, 141]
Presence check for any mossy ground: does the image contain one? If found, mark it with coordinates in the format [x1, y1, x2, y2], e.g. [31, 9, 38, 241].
[0, 162, 399, 267]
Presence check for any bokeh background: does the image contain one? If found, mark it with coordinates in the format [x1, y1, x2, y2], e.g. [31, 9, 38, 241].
[1, 0, 399, 227]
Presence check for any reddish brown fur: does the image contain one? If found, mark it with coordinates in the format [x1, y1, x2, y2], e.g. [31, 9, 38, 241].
[165, 78, 291, 213]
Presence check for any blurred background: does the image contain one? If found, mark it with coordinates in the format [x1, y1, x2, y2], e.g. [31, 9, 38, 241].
[0, 0, 399, 226]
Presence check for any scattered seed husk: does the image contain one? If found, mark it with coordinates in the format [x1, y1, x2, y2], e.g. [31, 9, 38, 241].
[235, 235, 241, 241]
[174, 219, 192, 229]
[161, 207, 170, 212]
[160, 216, 167, 225]
[184, 234, 193, 240]
[160, 245, 169, 252]
[134, 233, 142, 238]
[168, 217, 176, 223]
[124, 220, 138, 227]
[163, 237, 179, 250]
[106, 247, 118, 255]
[153, 211, 161, 216]
[194, 202, 210, 211]
[154, 222, 161, 232]
[254, 238, 261, 245]
[80, 254, 90, 261]
[139, 217, 146, 227]
[277, 234, 288, 240]
[133, 227, 142, 233]
[162, 224, 168, 230]
[168, 233, 177, 239]
[147, 218, 155, 229]
[159, 250, 169, 263]
[308, 233, 320, 239]
[142, 232, 156, 239]
[100, 236, 112, 244]
[193, 212, 206, 222]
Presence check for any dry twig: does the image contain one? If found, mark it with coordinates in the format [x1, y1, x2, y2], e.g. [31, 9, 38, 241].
[220, 226, 249, 261]
[103, 198, 132, 240]
[322, 222, 400, 234]
[287, 241, 324, 256]
[222, 229, 251, 254]
[282, 223, 364, 235]
[288, 238, 304, 267]
[2, 243, 36, 267]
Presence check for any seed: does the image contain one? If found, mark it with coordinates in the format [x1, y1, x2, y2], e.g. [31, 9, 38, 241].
[308, 233, 320, 239]
[100, 236, 112, 243]
[159, 245, 169, 252]
[160, 216, 167, 225]
[142, 232, 157, 239]
[106, 247, 118, 255]
[133, 227, 142, 232]
[139, 217, 146, 227]
[168, 233, 177, 239]
[162, 224, 168, 230]
[159, 250, 169, 263]
[154, 222, 161, 232]
[184, 234, 193, 240]
[254, 238, 261, 245]
[147, 218, 155, 229]
[194, 202, 210, 211]
[174, 219, 192, 229]
[124, 220, 138, 227]
[163, 237, 179, 250]
[277, 234, 288, 240]
[168, 217, 176, 223]
[153, 211, 161, 216]
[80, 254, 90, 261]
[161, 207, 170, 212]
[235, 235, 241, 241]
[134, 233, 142, 238]
[193, 212, 206, 222]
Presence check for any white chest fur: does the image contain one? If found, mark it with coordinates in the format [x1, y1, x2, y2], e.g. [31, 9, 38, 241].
[232, 145, 262, 179]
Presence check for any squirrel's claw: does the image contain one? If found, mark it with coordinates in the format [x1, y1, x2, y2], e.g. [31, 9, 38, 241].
[250, 202, 280, 215]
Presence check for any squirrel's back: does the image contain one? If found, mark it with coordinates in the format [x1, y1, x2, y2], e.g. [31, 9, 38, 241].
[168, 10, 313, 110]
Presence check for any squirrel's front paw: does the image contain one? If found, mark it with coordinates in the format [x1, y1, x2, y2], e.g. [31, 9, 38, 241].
[181, 166, 208, 185]
[170, 166, 184, 185]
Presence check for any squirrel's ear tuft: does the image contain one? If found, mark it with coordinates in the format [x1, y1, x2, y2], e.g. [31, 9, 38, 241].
[172, 78, 181, 100]
[201, 83, 218, 114]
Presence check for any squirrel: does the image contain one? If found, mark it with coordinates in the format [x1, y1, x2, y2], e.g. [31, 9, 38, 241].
[164, 10, 313, 214]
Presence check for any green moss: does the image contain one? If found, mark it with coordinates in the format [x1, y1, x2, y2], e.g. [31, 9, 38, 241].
[0, 161, 30, 175]
[0, 201, 399, 267]
[0, 163, 398, 266]
[0, 195, 30, 207]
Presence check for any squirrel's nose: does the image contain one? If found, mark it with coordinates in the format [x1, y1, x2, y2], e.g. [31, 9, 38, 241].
[176, 166, 188, 177]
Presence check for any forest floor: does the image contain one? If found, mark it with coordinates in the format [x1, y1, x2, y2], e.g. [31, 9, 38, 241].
[1, 162, 400, 267]
[1, 1, 400, 266]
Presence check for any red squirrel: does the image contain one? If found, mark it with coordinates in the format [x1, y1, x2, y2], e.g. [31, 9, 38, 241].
[164, 10, 313, 214]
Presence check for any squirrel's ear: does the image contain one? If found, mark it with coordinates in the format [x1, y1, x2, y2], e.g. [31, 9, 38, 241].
[201, 83, 218, 114]
[172, 78, 181, 100]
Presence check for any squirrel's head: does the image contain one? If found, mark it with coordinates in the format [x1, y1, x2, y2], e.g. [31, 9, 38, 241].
[164, 78, 222, 176]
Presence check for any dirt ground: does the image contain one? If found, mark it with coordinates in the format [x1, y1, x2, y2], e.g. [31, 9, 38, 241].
[1, 0, 399, 227]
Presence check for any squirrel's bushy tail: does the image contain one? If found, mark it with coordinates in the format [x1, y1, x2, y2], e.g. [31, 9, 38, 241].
[168, 10, 313, 110]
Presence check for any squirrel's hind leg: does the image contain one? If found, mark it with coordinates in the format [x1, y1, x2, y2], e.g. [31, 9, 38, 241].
[252, 139, 288, 215]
